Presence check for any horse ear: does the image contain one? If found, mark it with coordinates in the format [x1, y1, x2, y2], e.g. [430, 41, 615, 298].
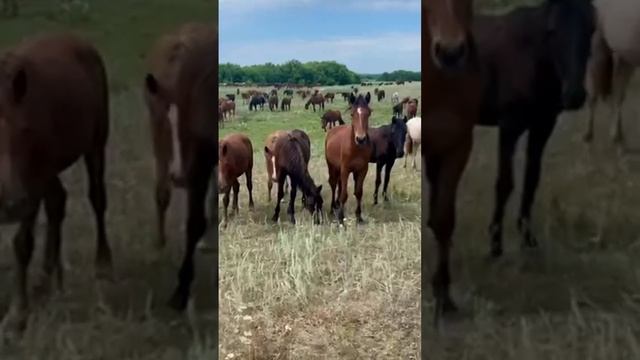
[365, 92, 371, 103]
[12, 67, 27, 104]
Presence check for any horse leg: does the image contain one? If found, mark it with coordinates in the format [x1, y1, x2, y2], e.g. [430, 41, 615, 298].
[154, 164, 171, 249]
[37, 177, 67, 296]
[354, 168, 368, 224]
[245, 169, 254, 209]
[519, 118, 555, 248]
[169, 152, 212, 311]
[84, 149, 113, 280]
[232, 179, 240, 215]
[287, 179, 298, 224]
[271, 175, 286, 223]
[2, 202, 39, 336]
[222, 187, 231, 226]
[383, 160, 394, 202]
[337, 167, 349, 226]
[373, 162, 383, 205]
[489, 122, 526, 258]
[328, 166, 338, 210]
[610, 58, 634, 146]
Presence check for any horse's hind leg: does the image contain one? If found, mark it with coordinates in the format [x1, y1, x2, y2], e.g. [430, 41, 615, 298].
[328, 165, 339, 210]
[287, 179, 298, 224]
[222, 187, 231, 226]
[231, 179, 240, 215]
[84, 149, 113, 279]
[246, 169, 254, 209]
[383, 160, 394, 202]
[154, 164, 171, 249]
[610, 58, 634, 146]
[373, 162, 383, 205]
[489, 122, 526, 257]
[37, 177, 67, 296]
[271, 175, 286, 223]
[519, 118, 556, 249]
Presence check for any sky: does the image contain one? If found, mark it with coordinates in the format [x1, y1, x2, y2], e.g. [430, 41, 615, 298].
[219, 0, 420, 74]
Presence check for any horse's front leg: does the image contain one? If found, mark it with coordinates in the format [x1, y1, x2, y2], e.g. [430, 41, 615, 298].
[354, 167, 368, 224]
[337, 167, 349, 227]
[271, 175, 286, 223]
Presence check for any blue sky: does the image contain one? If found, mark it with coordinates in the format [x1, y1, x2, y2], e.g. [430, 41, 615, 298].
[219, 0, 420, 73]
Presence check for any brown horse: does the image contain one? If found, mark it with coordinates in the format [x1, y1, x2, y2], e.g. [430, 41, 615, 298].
[406, 99, 418, 118]
[321, 110, 345, 132]
[280, 97, 291, 111]
[325, 92, 335, 103]
[305, 93, 325, 112]
[265, 130, 289, 202]
[0, 33, 112, 333]
[219, 133, 254, 225]
[144, 23, 217, 311]
[423, 0, 482, 327]
[325, 93, 373, 227]
[220, 100, 235, 120]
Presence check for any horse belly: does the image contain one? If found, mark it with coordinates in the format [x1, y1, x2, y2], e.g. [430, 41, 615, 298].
[598, 0, 640, 62]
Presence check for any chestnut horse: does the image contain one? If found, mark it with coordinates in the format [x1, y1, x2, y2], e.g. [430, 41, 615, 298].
[219, 133, 254, 225]
[0, 33, 112, 333]
[325, 93, 373, 226]
[145, 23, 217, 310]
[423, 0, 482, 327]
[304, 93, 325, 112]
[265, 130, 289, 201]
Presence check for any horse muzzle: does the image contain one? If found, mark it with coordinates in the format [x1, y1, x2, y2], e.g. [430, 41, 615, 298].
[431, 40, 468, 72]
[355, 135, 370, 146]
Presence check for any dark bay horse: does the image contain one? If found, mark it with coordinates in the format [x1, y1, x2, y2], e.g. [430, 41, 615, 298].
[325, 93, 373, 226]
[305, 93, 325, 112]
[321, 110, 344, 132]
[249, 95, 266, 111]
[369, 115, 408, 204]
[474, 0, 595, 257]
[280, 97, 291, 111]
[266, 131, 323, 224]
[377, 89, 386, 102]
[423, 0, 483, 327]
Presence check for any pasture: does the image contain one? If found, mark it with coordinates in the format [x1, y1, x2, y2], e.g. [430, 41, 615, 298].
[0, 1, 216, 359]
[423, 55, 640, 359]
[219, 82, 421, 358]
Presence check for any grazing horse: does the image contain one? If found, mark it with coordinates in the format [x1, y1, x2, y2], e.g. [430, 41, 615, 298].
[219, 133, 254, 225]
[583, 0, 640, 146]
[325, 93, 373, 226]
[0, 33, 113, 333]
[249, 95, 266, 111]
[321, 110, 345, 132]
[325, 92, 335, 103]
[280, 97, 291, 111]
[266, 131, 323, 224]
[341, 92, 350, 101]
[269, 94, 279, 111]
[474, 0, 595, 257]
[423, 0, 483, 326]
[305, 93, 325, 112]
[377, 89, 386, 102]
[404, 116, 421, 170]
[265, 130, 289, 202]
[144, 23, 217, 310]
[369, 116, 408, 204]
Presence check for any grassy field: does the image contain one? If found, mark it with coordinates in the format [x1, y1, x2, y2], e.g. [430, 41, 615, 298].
[422, 69, 640, 359]
[0, 1, 216, 359]
[218, 82, 421, 358]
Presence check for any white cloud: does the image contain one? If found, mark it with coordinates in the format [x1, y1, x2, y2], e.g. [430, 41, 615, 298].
[220, 0, 419, 14]
[219, 32, 420, 73]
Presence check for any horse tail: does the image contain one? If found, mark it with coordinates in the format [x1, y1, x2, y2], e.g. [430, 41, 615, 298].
[589, 26, 614, 101]
[404, 133, 413, 155]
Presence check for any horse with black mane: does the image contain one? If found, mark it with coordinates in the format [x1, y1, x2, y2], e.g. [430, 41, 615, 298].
[249, 95, 266, 111]
[369, 115, 408, 204]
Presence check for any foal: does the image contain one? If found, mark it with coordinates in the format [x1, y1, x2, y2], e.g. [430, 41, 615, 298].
[218, 133, 255, 226]
[369, 115, 408, 204]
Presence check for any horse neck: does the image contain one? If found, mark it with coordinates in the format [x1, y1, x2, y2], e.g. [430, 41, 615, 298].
[298, 170, 317, 197]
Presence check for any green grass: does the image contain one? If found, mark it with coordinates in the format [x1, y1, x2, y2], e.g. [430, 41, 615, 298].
[0, 1, 216, 359]
[219, 82, 421, 358]
[422, 73, 640, 359]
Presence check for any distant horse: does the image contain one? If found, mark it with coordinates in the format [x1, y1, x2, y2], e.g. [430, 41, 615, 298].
[583, 0, 640, 146]
[236, 88, 240, 95]
[269, 94, 279, 111]
[404, 116, 421, 170]
[241, 92, 250, 104]
[377, 89, 386, 102]
[474, 0, 595, 257]
[423, 0, 483, 326]
[341, 92, 350, 101]
[225, 94, 235, 101]
[392, 92, 400, 104]
[218, 133, 254, 226]
[220, 100, 235, 120]
[266, 130, 323, 224]
[325, 93, 373, 226]
[321, 109, 344, 131]
[305, 93, 325, 112]
[369, 116, 408, 204]
[280, 97, 291, 111]
[325, 92, 335, 103]
[405, 99, 418, 118]
[249, 95, 266, 111]
[283, 89, 293, 96]
[264, 130, 289, 202]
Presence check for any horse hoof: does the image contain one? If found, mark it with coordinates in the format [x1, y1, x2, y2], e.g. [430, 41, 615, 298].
[523, 236, 538, 249]
[271, 216, 279, 223]
[356, 218, 367, 225]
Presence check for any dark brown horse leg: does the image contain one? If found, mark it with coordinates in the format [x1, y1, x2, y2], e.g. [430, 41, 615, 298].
[337, 168, 349, 226]
[38, 177, 67, 296]
[84, 150, 113, 280]
[2, 203, 39, 335]
[222, 187, 231, 226]
[267, 177, 273, 202]
[245, 169, 254, 209]
[519, 119, 555, 248]
[231, 179, 240, 215]
[373, 162, 383, 205]
[489, 124, 525, 257]
[328, 166, 338, 211]
[382, 160, 394, 202]
[271, 175, 286, 223]
[169, 153, 212, 311]
[287, 179, 298, 224]
[155, 167, 171, 249]
[354, 169, 367, 224]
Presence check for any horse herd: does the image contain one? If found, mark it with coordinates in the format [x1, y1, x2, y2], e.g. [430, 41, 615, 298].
[424, 0, 640, 327]
[218, 92, 422, 230]
[0, 22, 215, 335]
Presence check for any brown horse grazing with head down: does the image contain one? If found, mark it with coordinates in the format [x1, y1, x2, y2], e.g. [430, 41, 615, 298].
[321, 109, 345, 132]
[325, 93, 373, 227]
[304, 93, 325, 112]
[265, 130, 289, 202]
[219, 133, 254, 225]
[144, 23, 217, 311]
[423, 0, 482, 328]
[0, 33, 112, 333]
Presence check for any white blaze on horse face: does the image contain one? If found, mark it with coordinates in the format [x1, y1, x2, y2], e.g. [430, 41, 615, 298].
[168, 104, 183, 182]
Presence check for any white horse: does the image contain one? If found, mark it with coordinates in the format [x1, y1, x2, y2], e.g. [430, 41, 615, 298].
[583, 0, 640, 146]
[404, 116, 421, 170]
[392, 91, 400, 105]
